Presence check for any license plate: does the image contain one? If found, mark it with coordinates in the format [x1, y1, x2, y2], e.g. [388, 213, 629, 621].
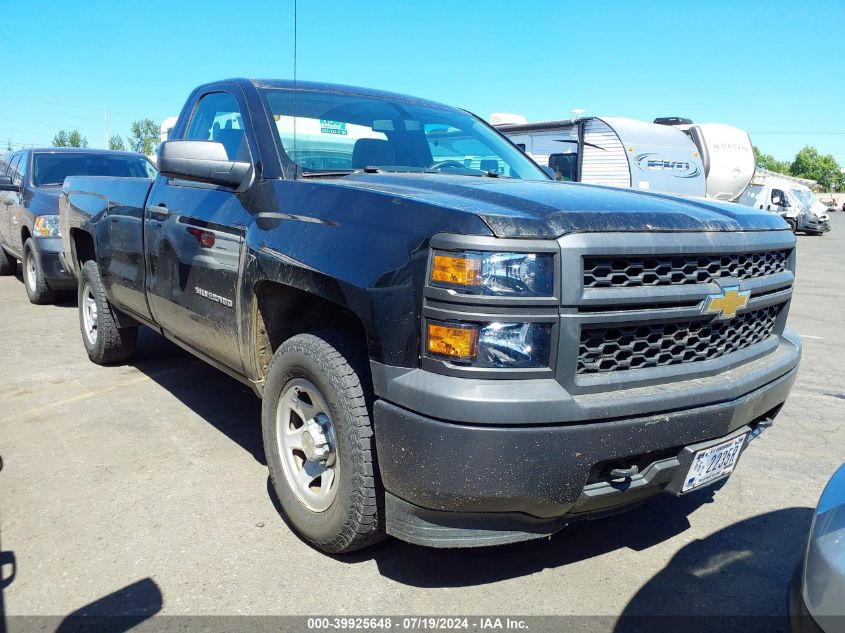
[682, 434, 747, 493]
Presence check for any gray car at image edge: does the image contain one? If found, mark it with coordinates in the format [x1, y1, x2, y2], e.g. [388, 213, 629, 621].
[791, 463, 845, 633]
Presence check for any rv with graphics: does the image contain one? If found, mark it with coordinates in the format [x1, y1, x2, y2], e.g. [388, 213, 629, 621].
[495, 115, 755, 202]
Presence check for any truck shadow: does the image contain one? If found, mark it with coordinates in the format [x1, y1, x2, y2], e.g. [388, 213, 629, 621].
[334, 487, 727, 587]
[613, 507, 812, 632]
[128, 328, 265, 465]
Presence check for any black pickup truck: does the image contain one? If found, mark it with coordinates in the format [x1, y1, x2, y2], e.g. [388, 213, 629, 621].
[60, 78, 801, 553]
[0, 148, 156, 303]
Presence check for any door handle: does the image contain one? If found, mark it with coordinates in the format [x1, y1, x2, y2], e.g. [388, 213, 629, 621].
[147, 204, 170, 218]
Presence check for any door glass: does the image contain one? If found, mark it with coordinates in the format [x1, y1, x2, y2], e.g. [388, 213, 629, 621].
[184, 92, 250, 162]
[16, 152, 27, 185]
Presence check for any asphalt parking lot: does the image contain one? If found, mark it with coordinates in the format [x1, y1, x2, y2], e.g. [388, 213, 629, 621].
[1, 217, 844, 628]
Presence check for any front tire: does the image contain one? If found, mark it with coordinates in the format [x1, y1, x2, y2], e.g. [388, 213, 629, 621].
[0, 246, 14, 276]
[262, 331, 384, 553]
[78, 260, 137, 364]
[23, 238, 55, 304]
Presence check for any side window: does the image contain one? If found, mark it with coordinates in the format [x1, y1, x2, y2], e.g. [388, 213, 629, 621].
[184, 92, 250, 162]
[16, 152, 28, 186]
[549, 153, 577, 181]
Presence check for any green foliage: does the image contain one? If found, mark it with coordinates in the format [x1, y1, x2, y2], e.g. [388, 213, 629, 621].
[52, 129, 88, 148]
[108, 134, 126, 151]
[127, 119, 159, 155]
[68, 130, 88, 148]
[52, 130, 69, 147]
[753, 146, 791, 175]
[790, 146, 844, 191]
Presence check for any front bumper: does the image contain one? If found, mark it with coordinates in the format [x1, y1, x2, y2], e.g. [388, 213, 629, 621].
[800, 216, 831, 234]
[373, 333, 800, 547]
[32, 237, 75, 289]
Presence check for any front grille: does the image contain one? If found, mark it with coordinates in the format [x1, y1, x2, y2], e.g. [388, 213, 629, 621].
[583, 250, 791, 289]
[577, 303, 783, 375]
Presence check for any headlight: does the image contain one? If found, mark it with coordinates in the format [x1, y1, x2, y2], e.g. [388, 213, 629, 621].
[426, 320, 551, 368]
[33, 215, 61, 238]
[430, 250, 554, 297]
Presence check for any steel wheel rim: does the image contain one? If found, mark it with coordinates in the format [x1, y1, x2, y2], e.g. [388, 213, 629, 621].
[275, 378, 339, 512]
[81, 283, 98, 346]
[24, 251, 36, 292]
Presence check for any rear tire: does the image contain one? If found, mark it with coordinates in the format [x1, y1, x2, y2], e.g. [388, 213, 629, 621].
[262, 331, 385, 553]
[23, 238, 55, 305]
[78, 260, 137, 364]
[0, 246, 14, 276]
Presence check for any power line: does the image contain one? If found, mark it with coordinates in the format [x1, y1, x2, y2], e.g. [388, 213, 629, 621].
[0, 94, 148, 119]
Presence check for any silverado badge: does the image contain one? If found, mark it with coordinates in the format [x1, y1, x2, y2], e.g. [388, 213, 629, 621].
[703, 286, 750, 320]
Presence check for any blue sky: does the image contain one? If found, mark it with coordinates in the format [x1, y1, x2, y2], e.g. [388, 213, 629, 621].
[3, 0, 844, 164]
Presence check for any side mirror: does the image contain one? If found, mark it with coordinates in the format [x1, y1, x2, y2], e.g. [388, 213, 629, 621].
[771, 194, 782, 206]
[0, 175, 19, 192]
[157, 140, 251, 189]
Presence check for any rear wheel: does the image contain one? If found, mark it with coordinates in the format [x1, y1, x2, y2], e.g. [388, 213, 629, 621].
[23, 238, 55, 304]
[262, 331, 384, 553]
[78, 260, 137, 364]
[0, 246, 14, 276]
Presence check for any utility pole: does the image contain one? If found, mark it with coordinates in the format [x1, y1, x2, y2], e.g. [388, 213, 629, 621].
[104, 110, 109, 148]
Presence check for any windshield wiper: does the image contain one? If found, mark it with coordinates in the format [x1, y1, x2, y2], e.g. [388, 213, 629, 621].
[299, 170, 355, 178]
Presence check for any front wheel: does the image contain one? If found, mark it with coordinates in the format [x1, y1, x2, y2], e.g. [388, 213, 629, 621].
[78, 260, 137, 364]
[23, 238, 55, 304]
[262, 331, 384, 553]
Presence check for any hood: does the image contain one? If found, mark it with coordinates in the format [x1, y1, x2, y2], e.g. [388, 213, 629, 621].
[320, 173, 788, 238]
[29, 185, 61, 216]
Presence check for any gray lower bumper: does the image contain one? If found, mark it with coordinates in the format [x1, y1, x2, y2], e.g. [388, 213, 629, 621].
[374, 334, 800, 547]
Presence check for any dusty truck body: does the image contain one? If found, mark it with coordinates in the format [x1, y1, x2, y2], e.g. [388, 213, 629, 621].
[60, 78, 800, 553]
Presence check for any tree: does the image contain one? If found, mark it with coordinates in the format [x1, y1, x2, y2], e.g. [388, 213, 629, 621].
[790, 145, 843, 191]
[753, 146, 791, 175]
[52, 129, 88, 148]
[127, 118, 159, 155]
[52, 130, 69, 147]
[68, 130, 88, 148]
[108, 134, 126, 151]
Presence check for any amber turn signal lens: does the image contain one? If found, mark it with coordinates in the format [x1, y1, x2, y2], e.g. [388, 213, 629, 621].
[431, 254, 481, 287]
[426, 322, 478, 360]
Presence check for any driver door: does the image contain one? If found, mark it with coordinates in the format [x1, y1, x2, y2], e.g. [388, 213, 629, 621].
[144, 90, 252, 372]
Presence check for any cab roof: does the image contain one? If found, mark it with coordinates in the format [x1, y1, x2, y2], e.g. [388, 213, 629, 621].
[223, 78, 458, 111]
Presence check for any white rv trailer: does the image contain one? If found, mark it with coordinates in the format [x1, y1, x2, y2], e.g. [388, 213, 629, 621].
[496, 116, 755, 201]
[160, 116, 178, 143]
[654, 118, 756, 201]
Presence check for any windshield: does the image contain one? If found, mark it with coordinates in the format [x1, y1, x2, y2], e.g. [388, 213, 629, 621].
[261, 89, 548, 180]
[792, 189, 818, 208]
[32, 153, 156, 186]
